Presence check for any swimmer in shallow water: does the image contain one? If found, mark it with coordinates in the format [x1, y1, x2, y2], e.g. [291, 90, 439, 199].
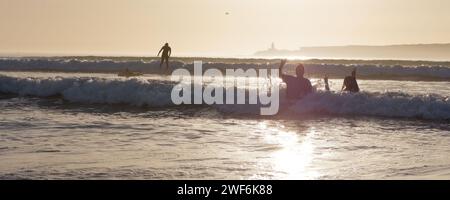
[342, 68, 360, 92]
[278, 59, 313, 99]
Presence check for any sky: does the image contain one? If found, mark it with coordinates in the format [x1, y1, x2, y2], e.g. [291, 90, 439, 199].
[1, 0, 449, 56]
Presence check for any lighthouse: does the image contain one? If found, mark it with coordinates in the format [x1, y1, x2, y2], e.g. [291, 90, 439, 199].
[270, 42, 276, 50]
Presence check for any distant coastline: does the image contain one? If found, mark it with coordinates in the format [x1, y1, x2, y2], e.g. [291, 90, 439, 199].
[254, 43, 450, 61]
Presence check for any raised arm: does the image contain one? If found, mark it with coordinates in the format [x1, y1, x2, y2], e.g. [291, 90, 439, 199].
[324, 76, 330, 91]
[341, 78, 346, 91]
[168, 47, 171, 57]
[279, 59, 287, 77]
[157, 47, 163, 56]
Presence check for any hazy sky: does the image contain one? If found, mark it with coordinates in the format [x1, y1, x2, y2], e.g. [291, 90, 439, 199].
[1, 0, 449, 56]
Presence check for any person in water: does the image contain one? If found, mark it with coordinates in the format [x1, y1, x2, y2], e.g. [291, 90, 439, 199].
[157, 43, 172, 70]
[324, 75, 330, 91]
[279, 59, 313, 99]
[341, 68, 360, 92]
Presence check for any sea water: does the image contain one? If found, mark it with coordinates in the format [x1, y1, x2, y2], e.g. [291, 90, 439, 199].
[0, 57, 449, 179]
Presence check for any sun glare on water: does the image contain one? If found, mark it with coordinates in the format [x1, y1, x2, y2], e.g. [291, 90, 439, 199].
[257, 122, 320, 179]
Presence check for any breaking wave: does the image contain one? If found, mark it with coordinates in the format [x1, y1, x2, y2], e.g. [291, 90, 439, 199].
[290, 91, 450, 120]
[0, 75, 449, 120]
[0, 75, 176, 107]
[0, 57, 449, 81]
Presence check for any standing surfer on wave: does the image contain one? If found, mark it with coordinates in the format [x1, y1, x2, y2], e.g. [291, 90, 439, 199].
[158, 43, 172, 73]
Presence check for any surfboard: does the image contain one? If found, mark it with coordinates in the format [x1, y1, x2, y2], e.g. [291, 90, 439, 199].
[118, 71, 143, 77]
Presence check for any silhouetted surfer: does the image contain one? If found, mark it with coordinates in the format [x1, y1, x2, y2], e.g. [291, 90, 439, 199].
[158, 43, 171, 71]
[324, 76, 330, 91]
[279, 59, 313, 99]
[342, 69, 359, 92]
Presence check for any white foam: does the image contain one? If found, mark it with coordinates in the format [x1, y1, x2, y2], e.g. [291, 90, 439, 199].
[1, 58, 449, 80]
[0, 75, 449, 120]
[290, 91, 450, 120]
[0, 75, 176, 107]
[304, 63, 450, 80]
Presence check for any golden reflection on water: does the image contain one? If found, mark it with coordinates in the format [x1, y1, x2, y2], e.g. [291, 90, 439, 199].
[259, 121, 320, 179]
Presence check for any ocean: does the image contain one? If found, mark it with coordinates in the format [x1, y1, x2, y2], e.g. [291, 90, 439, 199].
[0, 57, 449, 179]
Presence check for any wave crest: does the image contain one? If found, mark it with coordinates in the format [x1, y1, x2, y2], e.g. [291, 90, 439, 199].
[290, 91, 450, 120]
[1, 58, 450, 81]
[0, 75, 175, 106]
[0, 75, 449, 120]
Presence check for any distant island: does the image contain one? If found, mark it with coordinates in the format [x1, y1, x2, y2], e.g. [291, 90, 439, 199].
[254, 43, 450, 61]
